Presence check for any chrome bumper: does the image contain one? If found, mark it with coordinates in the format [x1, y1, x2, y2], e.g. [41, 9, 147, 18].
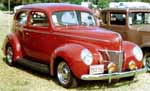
[81, 68, 147, 81]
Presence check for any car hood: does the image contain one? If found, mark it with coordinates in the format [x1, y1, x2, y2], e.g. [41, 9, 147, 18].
[130, 25, 150, 32]
[55, 26, 122, 51]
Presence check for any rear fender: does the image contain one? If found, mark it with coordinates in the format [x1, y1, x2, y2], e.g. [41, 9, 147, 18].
[4, 33, 22, 61]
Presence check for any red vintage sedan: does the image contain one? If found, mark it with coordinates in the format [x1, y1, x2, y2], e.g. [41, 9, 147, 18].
[2, 3, 146, 88]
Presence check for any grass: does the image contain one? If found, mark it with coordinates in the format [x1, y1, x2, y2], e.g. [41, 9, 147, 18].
[0, 11, 150, 91]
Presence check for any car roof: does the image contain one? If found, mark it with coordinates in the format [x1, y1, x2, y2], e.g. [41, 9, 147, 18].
[21, 3, 92, 12]
[102, 8, 150, 12]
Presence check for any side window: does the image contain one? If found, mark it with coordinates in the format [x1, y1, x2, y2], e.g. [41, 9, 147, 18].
[30, 11, 49, 27]
[110, 13, 126, 25]
[52, 11, 78, 26]
[61, 11, 78, 25]
[101, 12, 107, 24]
[145, 13, 150, 24]
[81, 12, 96, 26]
[16, 11, 27, 26]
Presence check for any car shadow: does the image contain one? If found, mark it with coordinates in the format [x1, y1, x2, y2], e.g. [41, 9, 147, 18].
[2, 57, 139, 90]
[75, 78, 138, 90]
[2, 57, 52, 81]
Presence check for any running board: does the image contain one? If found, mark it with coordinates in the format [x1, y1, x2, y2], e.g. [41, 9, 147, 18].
[16, 58, 49, 74]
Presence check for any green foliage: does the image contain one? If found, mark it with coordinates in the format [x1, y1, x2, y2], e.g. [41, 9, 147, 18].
[142, 0, 150, 2]
[0, 6, 7, 11]
[2, 0, 21, 10]
[97, 0, 110, 9]
[1, 0, 150, 11]
[113, 0, 128, 2]
[61, 0, 82, 4]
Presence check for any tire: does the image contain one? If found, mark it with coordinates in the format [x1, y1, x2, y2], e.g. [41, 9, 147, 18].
[125, 76, 135, 81]
[6, 45, 14, 66]
[56, 61, 78, 88]
[143, 52, 150, 70]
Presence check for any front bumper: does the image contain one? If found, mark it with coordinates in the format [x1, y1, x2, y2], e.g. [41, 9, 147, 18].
[81, 68, 147, 81]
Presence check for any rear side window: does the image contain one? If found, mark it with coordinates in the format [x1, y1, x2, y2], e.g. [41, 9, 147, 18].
[29, 11, 49, 27]
[16, 11, 27, 26]
[110, 13, 126, 25]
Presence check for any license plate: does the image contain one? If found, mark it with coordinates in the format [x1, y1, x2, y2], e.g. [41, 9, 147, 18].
[89, 64, 104, 75]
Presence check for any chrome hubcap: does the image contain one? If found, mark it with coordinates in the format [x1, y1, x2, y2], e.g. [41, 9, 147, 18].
[57, 62, 71, 85]
[6, 47, 13, 64]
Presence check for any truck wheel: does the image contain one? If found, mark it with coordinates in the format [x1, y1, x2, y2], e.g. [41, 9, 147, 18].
[6, 45, 14, 66]
[144, 52, 150, 70]
[56, 61, 78, 88]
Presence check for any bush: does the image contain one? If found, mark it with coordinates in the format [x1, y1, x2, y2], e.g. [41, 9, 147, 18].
[0, 3, 7, 11]
[97, 0, 110, 9]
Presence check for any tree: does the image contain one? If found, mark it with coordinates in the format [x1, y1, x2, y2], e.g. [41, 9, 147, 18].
[1, 0, 150, 11]
[61, 0, 82, 4]
[142, 0, 150, 2]
[97, 0, 110, 8]
[3, 0, 21, 10]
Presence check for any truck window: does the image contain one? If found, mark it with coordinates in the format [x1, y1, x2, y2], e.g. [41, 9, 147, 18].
[129, 12, 150, 25]
[110, 13, 126, 25]
[101, 12, 107, 24]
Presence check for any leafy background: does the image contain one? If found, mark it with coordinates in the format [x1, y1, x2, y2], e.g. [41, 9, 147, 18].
[0, 0, 150, 10]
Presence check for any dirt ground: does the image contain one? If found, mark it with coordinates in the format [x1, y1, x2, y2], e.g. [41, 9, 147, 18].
[0, 11, 150, 91]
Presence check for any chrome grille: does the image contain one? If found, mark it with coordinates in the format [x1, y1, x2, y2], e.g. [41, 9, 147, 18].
[108, 51, 123, 72]
[100, 50, 124, 72]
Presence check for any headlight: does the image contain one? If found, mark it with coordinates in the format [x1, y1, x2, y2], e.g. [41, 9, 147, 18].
[133, 46, 143, 61]
[81, 48, 93, 65]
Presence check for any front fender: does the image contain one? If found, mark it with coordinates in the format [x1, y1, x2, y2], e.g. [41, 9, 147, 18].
[50, 43, 99, 79]
[122, 41, 143, 71]
[4, 33, 22, 61]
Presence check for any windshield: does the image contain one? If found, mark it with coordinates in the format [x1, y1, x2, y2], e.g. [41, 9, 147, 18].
[128, 12, 150, 25]
[52, 11, 96, 26]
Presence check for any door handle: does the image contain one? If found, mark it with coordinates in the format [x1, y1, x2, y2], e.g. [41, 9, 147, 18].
[25, 32, 29, 35]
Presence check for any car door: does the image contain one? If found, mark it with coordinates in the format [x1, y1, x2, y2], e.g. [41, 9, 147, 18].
[23, 10, 54, 63]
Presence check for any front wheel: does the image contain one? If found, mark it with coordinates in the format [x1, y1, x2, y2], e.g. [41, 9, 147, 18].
[144, 52, 150, 70]
[6, 45, 14, 66]
[125, 76, 135, 81]
[56, 61, 78, 88]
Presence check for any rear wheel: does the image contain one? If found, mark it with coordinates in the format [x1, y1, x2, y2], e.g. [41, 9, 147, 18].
[56, 61, 78, 88]
[6, 45, 14, 66]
